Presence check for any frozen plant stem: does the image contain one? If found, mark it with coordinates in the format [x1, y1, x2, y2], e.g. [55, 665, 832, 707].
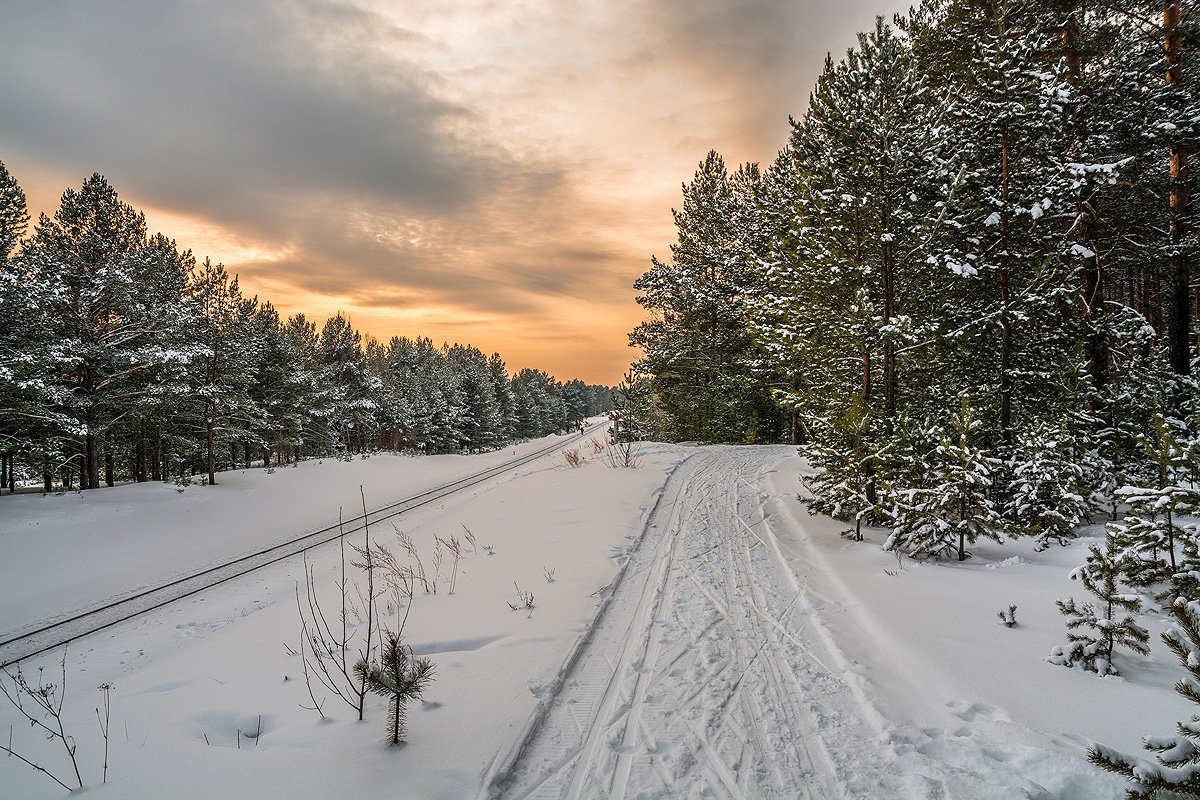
[0, 647, 84, 790]
[96, 682, 111, 783]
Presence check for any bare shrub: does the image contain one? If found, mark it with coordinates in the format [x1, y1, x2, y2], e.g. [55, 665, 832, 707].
[588, 436, 606, 455]
[293, 490, 382, 721]
[603, 439, 641, 468]
[434, 535, 464, 594]
[543, 566, 556, 583]
[461, 524, 479, 554]
[507, 583, 535, 616]
[398, 533, 431, 593]
[562, 448, 583, 468]
[0, 648, 86, 791]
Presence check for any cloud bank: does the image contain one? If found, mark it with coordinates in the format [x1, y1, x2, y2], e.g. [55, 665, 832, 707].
[1, 0, 902, 383]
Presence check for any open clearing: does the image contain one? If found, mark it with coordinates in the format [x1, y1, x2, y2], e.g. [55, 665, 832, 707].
[0, 436, 1183, 799]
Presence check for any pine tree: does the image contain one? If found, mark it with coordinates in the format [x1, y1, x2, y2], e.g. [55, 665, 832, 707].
[886, 394, 1005, 560]
[354, 633, 435, 745]
[22, 174, 149, 489]
[188, 259, 259, 485]
[1090, 575, 1200, 797]
[1112, 415, 1200, 587]
[1048, 533, 1150, 677]
[631, 152, 780, 443]
[1007, 424, 1091, 550]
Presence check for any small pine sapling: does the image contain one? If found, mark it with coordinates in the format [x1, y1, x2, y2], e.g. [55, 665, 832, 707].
[800, 401, 886, 542]
[886, 395, 1004, 561]
[1048, 535, 1150, 676]
[355, 633, 435, 745]
[1089, 574, 1200, 797]
[1110, 417, 1200, 589]
[1007, 426, 1090, 550]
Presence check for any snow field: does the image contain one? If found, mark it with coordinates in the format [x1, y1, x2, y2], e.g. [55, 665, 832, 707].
[0, 434, 687, 799]
[765, 453, 1183, 799]
[0, 441, 1188, 800]
[0, 430, 604, 638]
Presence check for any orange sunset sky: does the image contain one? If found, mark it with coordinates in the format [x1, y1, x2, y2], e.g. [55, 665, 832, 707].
[2, 0, 903, 385]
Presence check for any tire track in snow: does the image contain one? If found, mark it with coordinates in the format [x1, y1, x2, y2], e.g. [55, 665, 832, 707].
[490, 446, 875, 800]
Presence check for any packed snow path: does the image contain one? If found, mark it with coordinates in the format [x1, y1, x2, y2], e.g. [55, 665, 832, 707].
[490, 446, 874, 800]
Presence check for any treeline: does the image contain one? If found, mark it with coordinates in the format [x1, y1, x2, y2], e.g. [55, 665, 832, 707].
[0, 168, 611, 492]
[629, 0, 1200, 555]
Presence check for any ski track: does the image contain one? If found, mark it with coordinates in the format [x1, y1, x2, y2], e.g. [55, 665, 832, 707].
[489, 446, 1057, 800]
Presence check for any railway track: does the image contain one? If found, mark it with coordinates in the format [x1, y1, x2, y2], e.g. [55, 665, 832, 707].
[0, 422, 607, 667]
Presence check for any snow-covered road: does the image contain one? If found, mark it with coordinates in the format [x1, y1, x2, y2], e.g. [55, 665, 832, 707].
[493, 447, 877, 799]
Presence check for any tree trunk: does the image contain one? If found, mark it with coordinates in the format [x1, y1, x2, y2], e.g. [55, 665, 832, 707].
[1060, 1, 1109, 397]
[154, 424, 163, 482]
[391, 697, 401, 745]
[1166, 0, 1191, 377]
[105, 449, 114, 487]
[207, 403, 217, 486]
[86, 430, 100, 490]
[999, 124, 1013, 448]
[136, 437, 147, 482]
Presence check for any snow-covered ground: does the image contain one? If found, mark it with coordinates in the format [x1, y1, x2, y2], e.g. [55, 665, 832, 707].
[0, 440, 1185, 799]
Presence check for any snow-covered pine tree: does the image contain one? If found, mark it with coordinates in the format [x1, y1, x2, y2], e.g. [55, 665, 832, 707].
[0, 160, 26, 265]
[1048, 532, 1150, 676]
[0, 161, 48, 482]
[188, 259, 259, 485]
[21, 174, 150, 489]
[610, 370, 661, 443]
[1007, 423, 1091, 550]
[448, 344, 502, 453]
[630, 152, 780, 443]
[317, 313, 378, 455]
[487, 352, 518, 443]
[886, 394, 1005, 560]
[917, 0, 1078, 458]
[752, 17, 950, 517]
[120, 233, 200, 482]
[1090, 574, 1200, 797]
[247, 302, 304, 466]
[1111, 415, 1200, 588]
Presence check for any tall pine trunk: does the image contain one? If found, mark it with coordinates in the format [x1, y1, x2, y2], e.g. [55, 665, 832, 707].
[1166, 0, 1191, 377]
[85, 428, 99, 490]
[999, 123, 1013, 448]
[1061, 1, 1108, 397]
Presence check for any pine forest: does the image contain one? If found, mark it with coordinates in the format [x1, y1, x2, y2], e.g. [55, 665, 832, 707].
[0, 168, 612, 492]
[628, 0, 1200, 564]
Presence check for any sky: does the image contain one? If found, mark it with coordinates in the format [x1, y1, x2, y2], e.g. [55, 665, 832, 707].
[1, 0, 902, 385]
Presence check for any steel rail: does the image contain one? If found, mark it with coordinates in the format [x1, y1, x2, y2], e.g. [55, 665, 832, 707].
[0, 422, 607, 667]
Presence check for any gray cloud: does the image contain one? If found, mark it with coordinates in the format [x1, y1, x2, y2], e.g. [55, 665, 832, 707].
[0, 0, 906, 382]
